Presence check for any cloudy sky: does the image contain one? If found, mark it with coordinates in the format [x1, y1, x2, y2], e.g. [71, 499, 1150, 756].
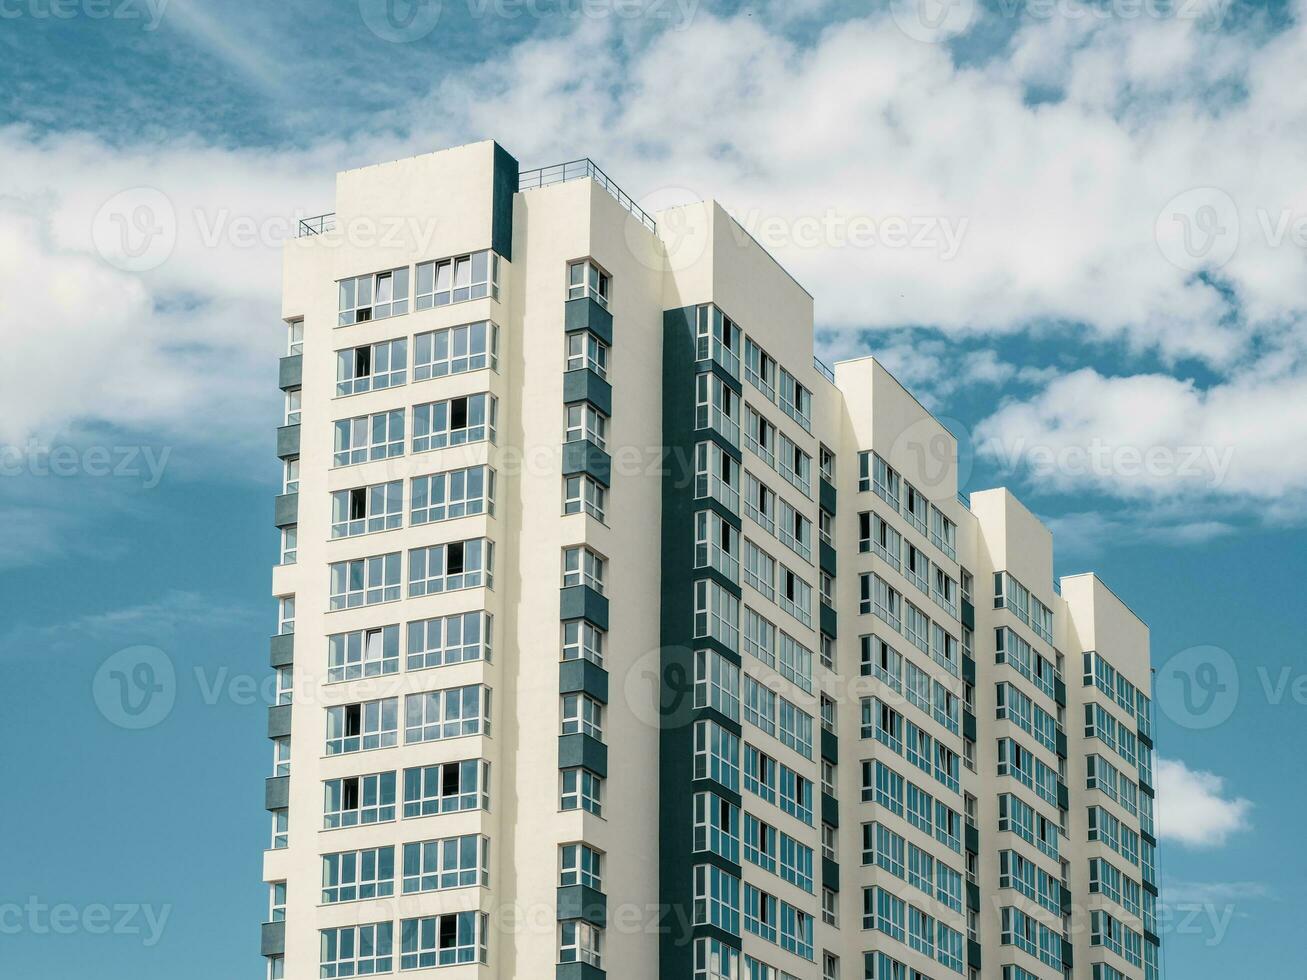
[2, 0, 1303, 976]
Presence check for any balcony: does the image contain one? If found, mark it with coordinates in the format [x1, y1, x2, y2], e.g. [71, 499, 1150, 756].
[297, 213, 335, 237]
[519, 158, 655, 232]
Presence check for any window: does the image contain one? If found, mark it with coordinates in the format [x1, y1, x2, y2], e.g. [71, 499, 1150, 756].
[564, 474, 607, 521]
[695, 791, 741, 861]
[409, 539, 494, 595]
[820, 445, 836, 482]
[822, 889, 838, 927]
[694, 864, 742, 933]
[562, 620, 605, 666]
[272, 736, 290, 776]
[778, 366, 812, 431]
[413, 321, 498, 379]
[745, 337, 777, 400]
[400, 912, 488, 968]
[268, 882, 286, 922]
[322, 847, 395, 904]
[411, 466, 494, 524]
[695, 649, 741, 721]
[560, 843, 603, 890]
[561, 692, 604, 739]
[275, 666, 293, 705]
[743, 479, 778, 546]
[744, 606, 776, 666]
[779, 565, 812, 627]
[333, 409, 405, 466]
[696, 304, 740, 378]
[695, 937, 739, 980]
[402, 834, 488, 893]
[567, 259, 611, 307]
[267, 956, 283, 980]
[930, 506, 957, 560]
[697, 373, 740, 446]
[819, 508, 834, 547]
[558, 920, 603, 967]
[324, 772, 396, 828]
[270, 808, 288, 849]
[696, 511, 740, 583]
[415, 250, 498, 308]
[336, 338, 407, 396]
[745, 675, 777, 736]
[560, 767, 603, 815]
[402, 759, 490, 816]
[413, 393, 497, 451]
[329, 553, 401, 609]
[566, 330, 609, 378]
[565, 402, 608, 449]
[282, 457, 299, 494]
[407, 611, 492, 670]
[339, 267, 409, 324]
[562, 546, 605, 593]
[745, 405, 776, 468]
[778, 498, 811, 560]
[283, 388, 301, 425]
[286, 318, 303, 355]
[778, 696, 814, 759]
[326, 697, 399, 755]
[277, 596, 295, 634]
[279, 526, 297, 565]
[695, 580, 740, 650]
[331, 481, 403, 538]
[320, 923, 393, 978]
[405, 685, 489, 742]
[696, 441, 740, 512]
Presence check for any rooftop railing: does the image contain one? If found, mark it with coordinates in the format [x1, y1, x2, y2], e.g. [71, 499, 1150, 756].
[298, 213, 336, 237]
[519, 158, 656, 233]
[813, 356, 836, 384]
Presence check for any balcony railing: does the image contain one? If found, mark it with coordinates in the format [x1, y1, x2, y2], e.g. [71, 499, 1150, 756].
[813, 356, 835, 384]
[298, 213, 336, 237]
[519, 158, 656, 233]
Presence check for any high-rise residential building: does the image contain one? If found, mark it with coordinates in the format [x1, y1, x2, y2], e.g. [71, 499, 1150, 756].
[262, 140, 1160, 980]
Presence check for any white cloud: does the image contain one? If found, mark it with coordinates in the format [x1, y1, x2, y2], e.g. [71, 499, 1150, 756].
[974, 365, 1307, 510]
[1155, 757, 1253, 848]
[5, 4, 1307, 504]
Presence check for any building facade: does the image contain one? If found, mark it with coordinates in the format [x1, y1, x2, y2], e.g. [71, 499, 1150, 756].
[262, 141, 1161, 980]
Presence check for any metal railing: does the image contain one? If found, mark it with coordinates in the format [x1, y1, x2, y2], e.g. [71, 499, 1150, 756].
[298, 213, 336, 237]
[957, 491, 970, 508]
[518, 159, 656, 233]
[813, 356, 836, 384]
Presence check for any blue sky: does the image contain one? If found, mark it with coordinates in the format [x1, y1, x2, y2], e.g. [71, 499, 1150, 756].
[2, 0, 1305, 976]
